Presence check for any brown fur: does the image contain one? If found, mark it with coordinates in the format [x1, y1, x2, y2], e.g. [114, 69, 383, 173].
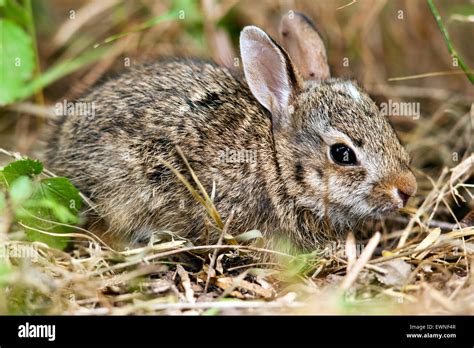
[45, 17, 416, 253]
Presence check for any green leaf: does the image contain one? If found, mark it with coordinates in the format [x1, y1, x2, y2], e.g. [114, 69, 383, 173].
[0, 19, 35, 105]
[1, 159, 43, 186]
[37, 177, 82, 213]
[0, 159, 83, 250]
[19, 177, 83, 249]
[9, 176, 34, 205]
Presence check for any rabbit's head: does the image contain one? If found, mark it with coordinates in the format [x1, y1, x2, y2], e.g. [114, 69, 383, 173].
[240, 13, 416, 230]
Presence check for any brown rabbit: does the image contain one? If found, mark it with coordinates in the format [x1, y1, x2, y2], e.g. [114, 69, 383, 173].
[46, 13, 416, 252]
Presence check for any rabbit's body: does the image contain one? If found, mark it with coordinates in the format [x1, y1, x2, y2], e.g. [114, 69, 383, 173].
[46, 13, 417, 251]
[48, 61, 295, 246]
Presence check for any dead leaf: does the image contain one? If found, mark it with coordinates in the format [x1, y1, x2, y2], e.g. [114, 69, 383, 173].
[415, 228, 441, 252]
[255, 276, 274, 292]
[150, 279, 172, 294]
[216, 277, 273, 299]
[375, 259, 412, 287]
[216, 253, 225, 274]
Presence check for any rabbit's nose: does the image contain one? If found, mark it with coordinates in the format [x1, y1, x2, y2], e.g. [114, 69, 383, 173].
[397, 189, 411, 207]
[394, 171, 417, 207]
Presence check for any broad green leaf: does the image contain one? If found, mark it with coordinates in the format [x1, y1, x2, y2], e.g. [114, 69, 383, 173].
[19, 177, 83, 249]
[18, 197, 78, 225]
[24, 198, 77, 223]
[0, 19, 35, 105]
[0, 159, 83, 250]
[38, 177, 82, 213]
[9, 176, 34, 205]
[1, 159, 43, 186]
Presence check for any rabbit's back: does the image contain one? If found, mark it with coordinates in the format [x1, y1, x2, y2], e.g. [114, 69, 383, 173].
[46, 14, 418, 252]
[46, 61, 279, 242]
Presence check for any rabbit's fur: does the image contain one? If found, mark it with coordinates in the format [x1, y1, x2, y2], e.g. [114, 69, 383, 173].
[46, 13, 416, 251]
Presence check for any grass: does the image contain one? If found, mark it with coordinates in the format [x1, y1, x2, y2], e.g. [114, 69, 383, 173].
[427, 0, 474, 84]
[1, 147, 472, 315]
[0, 0, 473, 315]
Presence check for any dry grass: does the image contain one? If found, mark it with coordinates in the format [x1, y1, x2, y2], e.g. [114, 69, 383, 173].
[0, 0, 473, 315]
[1, 147, 472, 315]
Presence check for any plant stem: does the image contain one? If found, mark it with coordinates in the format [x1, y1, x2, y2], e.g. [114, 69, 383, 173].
[427, 0, 474, 84]
[23, 0, 45, 105]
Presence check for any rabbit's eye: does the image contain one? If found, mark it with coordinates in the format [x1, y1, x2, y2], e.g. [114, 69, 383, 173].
[330, 143, 357, 166]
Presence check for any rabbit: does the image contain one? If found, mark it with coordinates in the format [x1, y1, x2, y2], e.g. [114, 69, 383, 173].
[45, 12, 417, 252]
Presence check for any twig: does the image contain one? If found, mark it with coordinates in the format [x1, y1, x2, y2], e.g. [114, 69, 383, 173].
[0, 148, 23, 161]
[227, 262, 280, 272]
[390, 216, 458, 231]
[345, 231, 357, 272]
[204, 210, 234, 292]
[388, 70, 472, 82]
[370, 231, 473, 265]
[5, 103, 56, 119]
[176, 264, 195, 303]
[175, 145, 224, 228]
[88, 244, 295, 276]
[334, 255, 387, 275]
[217, 269, 251, 299]
[398, 168, 449, 248]
[340, 232, 381, 291]
[366, 84, 473, 102]
[71, 299, 303, 315]
[337, 0, 357, 10]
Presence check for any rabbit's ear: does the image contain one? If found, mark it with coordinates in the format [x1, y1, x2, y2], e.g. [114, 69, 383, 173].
[240, 26, 302, 128]
[279, 12, 330, 81]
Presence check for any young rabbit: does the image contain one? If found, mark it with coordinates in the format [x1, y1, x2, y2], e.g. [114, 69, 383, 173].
[46, 13, 416, 251]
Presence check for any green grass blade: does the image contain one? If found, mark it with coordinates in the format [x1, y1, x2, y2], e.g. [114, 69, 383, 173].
[427, 0, 474, 84]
